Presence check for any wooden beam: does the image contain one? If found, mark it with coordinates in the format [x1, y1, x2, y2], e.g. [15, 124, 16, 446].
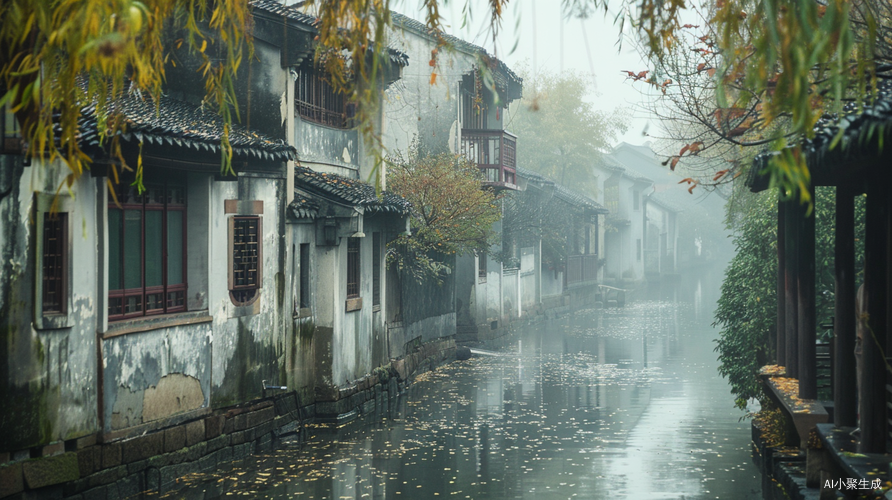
[860, 183, 887, 453]
[777, 197, 786, 366]
[785, 196, 800, 379]
[833, 184, 857, 427]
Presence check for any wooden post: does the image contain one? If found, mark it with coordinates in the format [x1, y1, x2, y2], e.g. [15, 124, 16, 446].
[785, 196, 800, 379]
[777, 198, 786, 366]
[833, 184, 857, 427]
[798, 186, 817, 400]
[860, 184, 887, 453]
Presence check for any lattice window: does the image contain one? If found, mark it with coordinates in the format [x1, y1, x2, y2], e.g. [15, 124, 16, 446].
[229, 216, 262, 305]
[42, 212, 67, 313]
[346, 237, 360, 299]
[108, 177, 187, 320]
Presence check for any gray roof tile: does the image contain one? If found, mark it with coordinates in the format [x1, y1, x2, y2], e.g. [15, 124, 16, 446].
[290, 166, 412, 217]
[78, 87, 297, 162]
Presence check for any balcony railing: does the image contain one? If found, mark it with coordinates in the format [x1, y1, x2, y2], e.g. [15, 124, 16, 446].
[566, 254, 599, 286]
[460, 129, 518, 190]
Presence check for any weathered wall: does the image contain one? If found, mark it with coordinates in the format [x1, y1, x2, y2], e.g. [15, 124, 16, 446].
[0, 159, 100, 450]
[312, 217, 393, 397]
[394, 251, 456, 348]
[520, 246, 538, 310]
[383, 25, 477, 156]
[209, 174, 287, 408]
[501, 269, 519, 321]
[285, 223, 317, 405]
[103, 325, 211, 431]
[295, 122, 360, 174]
[237, 39, 290, 141]
[98, 172, 288, 434]
[603, 175, 646, 283]
[474, 253, 502, 329]
[542, 268, 564, 298]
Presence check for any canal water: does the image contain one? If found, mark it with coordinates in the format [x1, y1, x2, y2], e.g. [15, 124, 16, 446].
[164, 274, 761, 499]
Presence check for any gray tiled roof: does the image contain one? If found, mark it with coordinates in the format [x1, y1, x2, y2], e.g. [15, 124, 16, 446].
[515, 166, 555, 185]
[291, 167, 412, 218]
[554, 185, 608, 214]
[516, 167, 606, 213]
[594, 154, 653, 183]
[622, 168, 653, 184]
[78, 88, 298, 162]
[289, 195, 322, 219]
[749, 78, 892, 191]
[648, 191, 683, 213]
[249, 0, 409, 67]
[249, 0, 317, 25]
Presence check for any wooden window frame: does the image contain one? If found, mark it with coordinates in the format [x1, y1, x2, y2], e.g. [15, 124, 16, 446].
[295, 62, 353, 129]
[229, 216, 263, 306]
[372, 232, 381, 308]
[346, 237, 361, 299]
[108, 180, 187, 321]
[42, 212, 68, 314]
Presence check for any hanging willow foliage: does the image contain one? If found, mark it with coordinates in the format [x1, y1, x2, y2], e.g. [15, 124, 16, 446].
[0, 0, 250, 193]
[1, 0, 882, 204]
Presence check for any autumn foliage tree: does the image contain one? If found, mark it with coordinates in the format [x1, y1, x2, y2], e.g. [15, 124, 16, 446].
[386, 144, 502, 283]
[627, 0, 889, 200]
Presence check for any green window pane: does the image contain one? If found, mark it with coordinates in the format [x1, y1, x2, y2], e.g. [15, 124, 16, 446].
[167, 211, 184, 285]
[108, 209, 123, 290]
[124, 209, 142, 289]
[145, 210, 162, 287]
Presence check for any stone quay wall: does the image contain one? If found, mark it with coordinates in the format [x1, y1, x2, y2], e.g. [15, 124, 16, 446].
[0, 337, 456, 500]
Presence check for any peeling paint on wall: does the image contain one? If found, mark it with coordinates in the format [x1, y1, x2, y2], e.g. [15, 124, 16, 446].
[142, 373, 204, 422]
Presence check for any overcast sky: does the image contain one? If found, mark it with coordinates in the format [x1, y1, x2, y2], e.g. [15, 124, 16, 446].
[406, 0, 658, 146]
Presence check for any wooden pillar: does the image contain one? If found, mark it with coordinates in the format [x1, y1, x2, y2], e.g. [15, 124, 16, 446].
[777, 198, 786, 366]
[833, 185, 857, 427]
[860, 184, 887, 453]
[798, 186, 817, 400]
[785, 197, 800, 379]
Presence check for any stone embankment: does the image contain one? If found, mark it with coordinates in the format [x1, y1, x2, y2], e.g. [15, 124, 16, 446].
[0, 338, 456, 500]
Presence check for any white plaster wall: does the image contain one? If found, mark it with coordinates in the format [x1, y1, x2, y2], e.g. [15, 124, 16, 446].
[0, 159, 100, 446]
[382, 24, 479, 156]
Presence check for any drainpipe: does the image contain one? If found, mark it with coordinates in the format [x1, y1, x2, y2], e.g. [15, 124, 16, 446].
[286, 69, 296, 205]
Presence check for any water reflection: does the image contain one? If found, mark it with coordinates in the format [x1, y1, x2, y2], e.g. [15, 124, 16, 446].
[165, 285, 759, 499]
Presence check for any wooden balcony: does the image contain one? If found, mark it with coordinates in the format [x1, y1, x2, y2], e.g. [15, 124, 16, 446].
[460, 129, 518, 190]
[566, 254, 599, 286]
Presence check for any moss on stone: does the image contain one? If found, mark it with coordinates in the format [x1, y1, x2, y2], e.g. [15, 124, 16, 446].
[21, 452, 79, 489]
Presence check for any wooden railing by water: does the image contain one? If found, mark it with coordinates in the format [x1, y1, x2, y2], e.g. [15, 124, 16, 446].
[566, 254, 598, 285]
